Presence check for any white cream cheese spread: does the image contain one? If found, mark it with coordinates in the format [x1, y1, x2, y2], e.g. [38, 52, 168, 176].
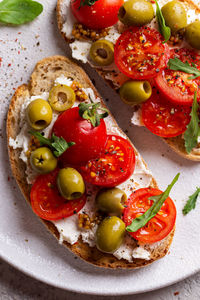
[9, 75, 156, 261]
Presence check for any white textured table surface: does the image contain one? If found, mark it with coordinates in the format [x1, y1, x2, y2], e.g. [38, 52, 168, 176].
[0, 258, 200, 299]
[0, 0, 200, 298]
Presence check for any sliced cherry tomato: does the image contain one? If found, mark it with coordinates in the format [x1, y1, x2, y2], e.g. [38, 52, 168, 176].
[71, 0, 124, 29]
[141, 88, 191, 137]
[52, 107, 107, 165]
[80, 135, 135, 187]
[123, 188, 176, 244]
[114, 26, 170, 80]
[155, 48, 200, 105]
[30, 169, 86, 221]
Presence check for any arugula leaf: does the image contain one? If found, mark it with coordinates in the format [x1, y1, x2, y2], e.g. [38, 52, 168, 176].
[79, 0, 99, 7]
[183, 187, 200, 215]
[184, 92, 200, 154]
[126, 173, 180, 233]
[168, 58, 200, 80]
[0, 0, 43, 25]
[78, 102, 108, 127]
[29, 131, 75, 158]
[155, 0, 171, 43]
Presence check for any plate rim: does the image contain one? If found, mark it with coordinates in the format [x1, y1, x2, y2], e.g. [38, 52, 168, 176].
[0, 247, 199, 295]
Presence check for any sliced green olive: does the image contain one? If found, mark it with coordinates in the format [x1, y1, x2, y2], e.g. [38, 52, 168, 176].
[161, 1, 187, 34]
[26, 99, 52, 130]
[30, 147, 57, 173]
[119, 80, 152, 105]
[96, 216, 125, 253]
[57, 168, 85, 200]
[96, 188, 127, 215]
[118, 0, 154, 26]
[90, 40, 114, 66]
[185, 21, 200, 50]
[48, 84, 75, 112]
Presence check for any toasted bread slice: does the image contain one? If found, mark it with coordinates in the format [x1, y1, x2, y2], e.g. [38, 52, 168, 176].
[7, 56, 175, 269]
[56, 0, 200, 161]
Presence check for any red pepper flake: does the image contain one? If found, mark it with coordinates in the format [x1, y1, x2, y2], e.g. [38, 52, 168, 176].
[8, 63, 11, 67]
[15, 38, 18, 42]
[174, 292, 179, 296]
[18, 32, 21, 35]
[0, 57, 2, 67]
[18, 51, 20, 54]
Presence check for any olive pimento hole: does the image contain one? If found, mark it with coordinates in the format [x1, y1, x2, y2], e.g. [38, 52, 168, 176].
[97, 48, 108, 59]
[58, 92, 68, 104]
[35, 120, 47, 127]
[118, 6, 126, 19]
[71, 192, 82, 199]
[143, 82, 151, 94]
[121, 194, 126, 205]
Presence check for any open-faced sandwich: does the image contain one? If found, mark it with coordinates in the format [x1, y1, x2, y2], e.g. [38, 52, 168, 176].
[57, 0, 200, 160]
[7, 56, 178, 269]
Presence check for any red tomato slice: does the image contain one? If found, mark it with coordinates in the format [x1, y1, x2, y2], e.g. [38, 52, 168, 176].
[52, 107, 107, 165]
[80, 135, 135, 187]
[71, 0, 124, 29]
[30, 169, 86, 221]
[141, 88, 191, 137]
[123, 188, 176, 244]
[155, 48, 200, 105]
[114, 26, 170, 80]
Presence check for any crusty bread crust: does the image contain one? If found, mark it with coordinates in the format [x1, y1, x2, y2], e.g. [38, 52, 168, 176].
[7, 55, 175, 269]
[56, 0, 200, 161]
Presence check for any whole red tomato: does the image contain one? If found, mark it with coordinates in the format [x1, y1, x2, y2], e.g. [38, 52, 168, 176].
[71, 0, 124, 29]
[52, 107, 107, 165]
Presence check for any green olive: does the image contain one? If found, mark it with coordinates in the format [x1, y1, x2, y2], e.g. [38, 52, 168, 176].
[119, 80, 152, 105]
[185, 21, 200, 50]
[30, 147, 57, 173]
[118, 0, 154, 26]
[96, 188, 127, 215]
[49, 84, 76, 112]
[26, 99, 52, 130]
[90, 40, 114, 66]
[57, 168, 85, 200]
[161, 1, 187, 33]
[96, 216, 125, 253]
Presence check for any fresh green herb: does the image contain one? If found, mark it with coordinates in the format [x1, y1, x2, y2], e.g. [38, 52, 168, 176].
[78, 102, 109, 127]
[79, 0, 99, 8]
[183, 187, 200, 215]
[184, 92, 200, 153]
[168, 58, 200, 80]
[0, 0, 43, 25]
[155, 0, 171, 43]
[29, 131, 75, 157]
[126, 173, 180, 233]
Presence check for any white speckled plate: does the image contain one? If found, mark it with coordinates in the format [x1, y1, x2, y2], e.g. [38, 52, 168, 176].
[0, 0, 200, 295]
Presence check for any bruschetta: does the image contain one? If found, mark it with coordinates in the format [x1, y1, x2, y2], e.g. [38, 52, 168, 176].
[7, 55, 176, 269]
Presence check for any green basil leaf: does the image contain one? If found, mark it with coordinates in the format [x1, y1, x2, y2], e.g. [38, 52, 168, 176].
[168, 58, 200, 80]
[126, 173, 180, 233]
[155, 0, 171, 43]
[0, 0, 43, 25]
[78, 102, 108, 127]
[29, 131, 75, 157]
[183, 187, 200, 215]
[184, 92, 200, 154]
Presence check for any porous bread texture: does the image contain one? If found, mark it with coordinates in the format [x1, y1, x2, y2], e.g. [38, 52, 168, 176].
[56, 0, 200, 161]
[7, 55, 175, 269]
